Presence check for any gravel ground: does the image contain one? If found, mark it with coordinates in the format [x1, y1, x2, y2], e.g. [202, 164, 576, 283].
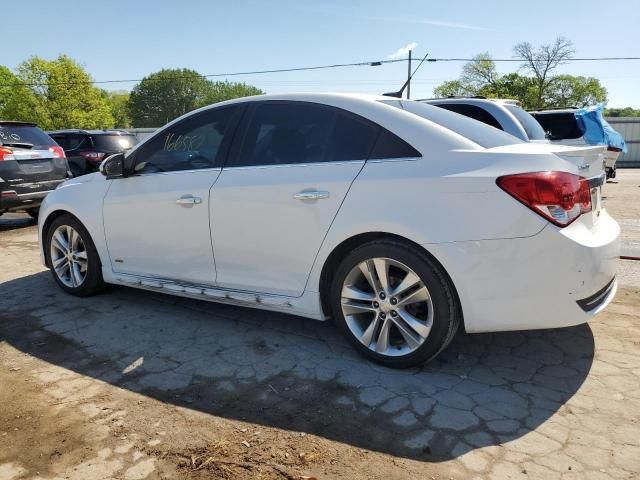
[1, 170, 639, 480]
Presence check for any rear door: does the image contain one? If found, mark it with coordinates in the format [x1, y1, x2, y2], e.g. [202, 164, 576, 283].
[209, 101, 382, 297]
[0, 124, 68, 197]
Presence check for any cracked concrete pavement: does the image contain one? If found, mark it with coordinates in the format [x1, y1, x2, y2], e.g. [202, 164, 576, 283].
[1, 170, 639, 479]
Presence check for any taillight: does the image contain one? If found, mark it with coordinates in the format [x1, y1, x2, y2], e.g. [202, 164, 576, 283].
[0, 146, 14, 161]
[80, 151, 106, 162]
[497, 171, 592, 227]
[49, 146, 66, 158]
[607, 146, 622, 152]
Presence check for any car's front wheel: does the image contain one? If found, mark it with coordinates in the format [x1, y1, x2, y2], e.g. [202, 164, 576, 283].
[46, 214, 105, 296]
[330, 240, 460, 368]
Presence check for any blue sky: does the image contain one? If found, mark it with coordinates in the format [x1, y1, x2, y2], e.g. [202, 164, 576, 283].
[4, 0, 639, 107]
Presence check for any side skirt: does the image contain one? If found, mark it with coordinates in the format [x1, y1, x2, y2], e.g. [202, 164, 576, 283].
[104, 271, 327, 321]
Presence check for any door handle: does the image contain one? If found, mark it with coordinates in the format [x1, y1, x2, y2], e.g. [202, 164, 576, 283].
[293, 190, 330, 201]
[175, 195, 202, 207]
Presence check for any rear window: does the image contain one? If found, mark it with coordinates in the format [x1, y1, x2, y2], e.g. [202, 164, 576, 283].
[385, 101, 524, 148]
[504, 105, 547, 140]
[91, 134, 138, 152]
[0, 124, 56, 149]
[530, 112, 583, 140]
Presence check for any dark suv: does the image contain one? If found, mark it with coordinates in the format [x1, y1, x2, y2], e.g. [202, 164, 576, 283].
[0, 121, 70, 218]
[48, 130, 138, 177]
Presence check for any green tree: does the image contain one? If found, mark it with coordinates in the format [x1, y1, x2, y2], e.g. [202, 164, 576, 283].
[0, 66, 40, 122]
[103, 90, 132, 128]
[604, 107, 640, 117]
[129, 69, 265, 127]
[203, 80, 264, 105]
[543, 75, 607, 108]
[16, 55, 114, 130]
[432, 46, 607, 110]
[513, 37, 575, 109]
[128, 69, 212, 127]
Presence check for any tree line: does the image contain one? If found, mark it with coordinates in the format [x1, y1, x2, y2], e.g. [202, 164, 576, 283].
[432, 37, 620, 112]
[0, 55, 264, 130]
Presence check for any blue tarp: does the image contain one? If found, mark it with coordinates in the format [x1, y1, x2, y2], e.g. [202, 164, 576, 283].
[575, 104, 627, 152]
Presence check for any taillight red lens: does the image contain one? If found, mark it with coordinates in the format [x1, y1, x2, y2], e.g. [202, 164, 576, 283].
[80, 151, 106, 162]
[0, 146, 13, 161]
[49, 146, 66, 158]
[497, 171, 592, 227]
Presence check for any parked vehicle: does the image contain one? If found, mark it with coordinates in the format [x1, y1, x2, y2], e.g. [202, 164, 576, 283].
[48, 130, 138, 177]
[529, 106, 626, 179]
[422, 97, 607, 179]
[420, 97, 549, 142]
[38, 94, 619, 367]
[0, 121, 69, 218]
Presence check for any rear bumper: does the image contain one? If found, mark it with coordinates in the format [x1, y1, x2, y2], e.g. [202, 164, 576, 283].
[0, 189, 54, 212]
[427, 210, 620, 333]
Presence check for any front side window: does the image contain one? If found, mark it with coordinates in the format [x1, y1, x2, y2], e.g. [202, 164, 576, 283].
[133, 107, 239, 174]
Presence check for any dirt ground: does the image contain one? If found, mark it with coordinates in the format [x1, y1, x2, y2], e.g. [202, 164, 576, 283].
[1, 170, 639, 480]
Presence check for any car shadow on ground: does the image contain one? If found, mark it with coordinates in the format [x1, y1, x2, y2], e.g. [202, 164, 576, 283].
[0, 214, 36, 232]
[0, 271, 595, 462]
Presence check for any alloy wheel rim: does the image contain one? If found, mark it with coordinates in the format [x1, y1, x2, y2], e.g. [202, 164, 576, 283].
[341, 257, 434, 357]
[50, 225, 88, 288]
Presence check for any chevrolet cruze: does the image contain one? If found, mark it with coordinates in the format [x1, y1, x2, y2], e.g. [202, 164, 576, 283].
[38, 93, 620, 368]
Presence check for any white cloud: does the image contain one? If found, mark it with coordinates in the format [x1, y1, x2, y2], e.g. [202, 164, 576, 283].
[417, 19, 488, 31]
[388, 42, 419, 59]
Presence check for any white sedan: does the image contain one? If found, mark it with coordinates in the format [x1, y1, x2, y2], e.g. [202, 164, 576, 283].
[38, 93, 620, 368]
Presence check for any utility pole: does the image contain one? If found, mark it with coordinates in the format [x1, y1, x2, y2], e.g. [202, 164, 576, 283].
[407, 50, 412, 99]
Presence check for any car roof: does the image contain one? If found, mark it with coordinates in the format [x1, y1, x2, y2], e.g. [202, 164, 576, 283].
[0, 120, 38, 127]
[47, 129, 134, 136]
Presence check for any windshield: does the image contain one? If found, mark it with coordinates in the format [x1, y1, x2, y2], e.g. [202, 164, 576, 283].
[504, 105, 547, 140]
[0, 124, 57, 149]
[92, 134, 138, 152]
[383, 100, 524, 148]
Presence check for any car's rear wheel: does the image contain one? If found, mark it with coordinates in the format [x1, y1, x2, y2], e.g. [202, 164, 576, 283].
[46, 214, 104, 296]
[330, 240, 459, 368]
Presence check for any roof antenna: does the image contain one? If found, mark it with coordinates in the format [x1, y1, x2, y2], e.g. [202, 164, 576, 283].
[383, 52, 429, 99]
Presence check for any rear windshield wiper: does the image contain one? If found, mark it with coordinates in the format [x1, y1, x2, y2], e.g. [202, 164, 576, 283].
[1, 142, 34, 149]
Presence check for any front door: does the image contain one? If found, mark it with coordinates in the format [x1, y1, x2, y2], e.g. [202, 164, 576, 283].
[103, 106, 242, 285]
[210, 101, 380, 297]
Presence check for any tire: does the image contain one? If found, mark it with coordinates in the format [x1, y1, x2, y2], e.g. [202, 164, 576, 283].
[26, 208, 39, 219]
[69, 162, 84, 178]
[330, 239, 460, 368]
[45, 214, 105, 296]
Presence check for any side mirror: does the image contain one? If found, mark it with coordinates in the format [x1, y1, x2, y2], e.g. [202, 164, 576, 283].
[99, 153, 125, 178]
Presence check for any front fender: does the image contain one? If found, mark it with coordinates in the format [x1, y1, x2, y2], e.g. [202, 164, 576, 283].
[38, 174, 111, 268]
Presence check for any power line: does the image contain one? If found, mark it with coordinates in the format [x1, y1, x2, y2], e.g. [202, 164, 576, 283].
[1, 56, 639, 88]
[428, 57, 640, 62]
[0, 58, 408, 88]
